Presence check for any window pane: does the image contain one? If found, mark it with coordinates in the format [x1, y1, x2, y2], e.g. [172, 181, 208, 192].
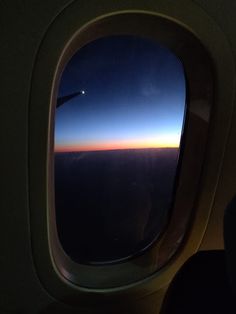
[54, 36, 186, 264]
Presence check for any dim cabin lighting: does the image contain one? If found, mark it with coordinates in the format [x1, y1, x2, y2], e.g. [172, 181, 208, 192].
[28, 7, 221, 291]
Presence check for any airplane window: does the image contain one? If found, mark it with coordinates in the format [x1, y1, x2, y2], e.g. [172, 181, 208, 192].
[54, 35, 186, 264]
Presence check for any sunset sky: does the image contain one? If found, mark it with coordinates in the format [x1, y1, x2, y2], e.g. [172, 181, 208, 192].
[55, 36, 186, 152]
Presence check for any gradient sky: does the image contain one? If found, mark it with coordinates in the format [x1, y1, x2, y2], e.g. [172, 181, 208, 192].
[55, 36, 186, 152]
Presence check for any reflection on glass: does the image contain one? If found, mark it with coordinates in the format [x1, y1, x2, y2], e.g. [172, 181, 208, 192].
[54, 36, 186, 264]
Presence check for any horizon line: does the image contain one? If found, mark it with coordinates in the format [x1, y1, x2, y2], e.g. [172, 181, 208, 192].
[54, 146, 179, 153]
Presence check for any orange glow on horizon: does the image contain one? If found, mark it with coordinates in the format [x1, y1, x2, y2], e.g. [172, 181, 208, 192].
[55, 138, 179, 152]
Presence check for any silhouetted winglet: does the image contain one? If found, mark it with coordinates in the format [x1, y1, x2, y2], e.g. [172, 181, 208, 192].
[57, 91, 85, 108]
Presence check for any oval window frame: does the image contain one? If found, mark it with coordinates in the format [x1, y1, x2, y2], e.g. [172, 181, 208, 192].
[48, 13, 213, 289]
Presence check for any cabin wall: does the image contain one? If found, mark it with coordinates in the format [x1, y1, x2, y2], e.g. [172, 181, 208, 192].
[197, 0, 236, 250]
[1, 2, 72, 313]
[1, 1, 235, 313]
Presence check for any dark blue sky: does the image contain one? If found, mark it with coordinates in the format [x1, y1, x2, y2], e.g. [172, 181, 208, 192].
[55, 35, 186, 152]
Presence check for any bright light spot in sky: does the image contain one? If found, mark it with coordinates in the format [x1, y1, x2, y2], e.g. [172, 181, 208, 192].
[55, 36, 186, 152]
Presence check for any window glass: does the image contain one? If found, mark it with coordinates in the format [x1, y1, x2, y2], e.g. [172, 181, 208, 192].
[54, 36, 186, 264]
